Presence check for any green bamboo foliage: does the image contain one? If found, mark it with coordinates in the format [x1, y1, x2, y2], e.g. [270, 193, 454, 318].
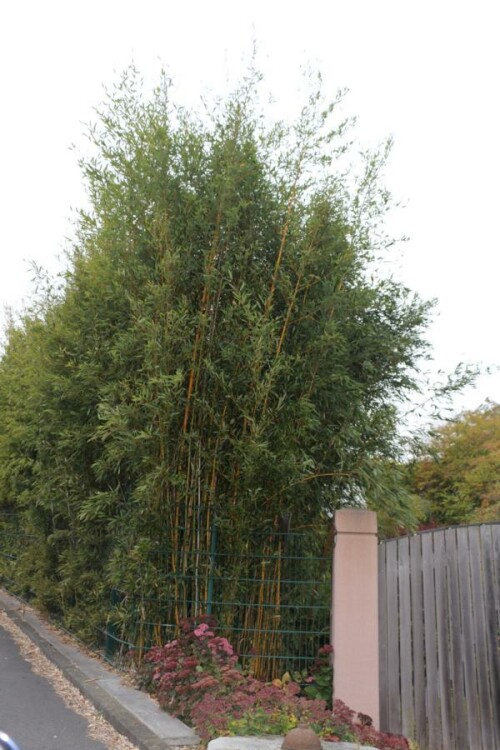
[0, 68, 431, 667]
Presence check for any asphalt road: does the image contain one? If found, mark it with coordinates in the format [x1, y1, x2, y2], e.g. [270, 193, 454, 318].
[0, 623, 108, 750]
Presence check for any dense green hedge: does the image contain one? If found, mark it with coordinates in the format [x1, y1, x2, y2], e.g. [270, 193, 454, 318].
[0, 68, 431, 651]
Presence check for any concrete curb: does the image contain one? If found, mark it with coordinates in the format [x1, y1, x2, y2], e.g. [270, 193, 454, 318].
[0, 590, 200, 750]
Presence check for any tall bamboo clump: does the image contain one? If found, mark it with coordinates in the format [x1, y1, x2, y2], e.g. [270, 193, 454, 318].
[0, 68, 432, 663]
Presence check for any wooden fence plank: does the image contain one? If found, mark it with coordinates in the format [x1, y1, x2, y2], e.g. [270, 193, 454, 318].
[479, 524, 500, 750]
[397, 536, 414, 739]
[433, 529, 453, 749]
[378, 542, 389, 732]
[490, 524, 500, 661]
[409, 533, 426, 749]
[385, 539, 401, 734]
[492, 524, 500, 746]
[468, 525, 496, 749]
[444, 527, 469, 749]
[456, 526, 482, 749]
[469, 526, 495, 748]
[422, 532, 441, 750]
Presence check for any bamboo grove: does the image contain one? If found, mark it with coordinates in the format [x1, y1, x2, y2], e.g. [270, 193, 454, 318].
[0, 68, 432, 673]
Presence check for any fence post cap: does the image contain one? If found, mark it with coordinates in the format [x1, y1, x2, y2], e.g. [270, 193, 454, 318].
[282, 725, 322, 750]
[334, 509, 377, 534]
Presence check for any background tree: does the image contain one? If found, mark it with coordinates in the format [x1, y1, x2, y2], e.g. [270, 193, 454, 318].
[407, 402, 500, 527]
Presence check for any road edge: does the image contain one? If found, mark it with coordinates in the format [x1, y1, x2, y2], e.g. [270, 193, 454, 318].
[0, 590, 200, 750]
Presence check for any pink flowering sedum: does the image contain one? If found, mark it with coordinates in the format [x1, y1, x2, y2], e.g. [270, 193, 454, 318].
[139, 617, 409, 750]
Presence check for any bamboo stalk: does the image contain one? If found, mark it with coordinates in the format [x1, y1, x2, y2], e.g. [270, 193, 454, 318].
[181, 208, 223, 435]
[274, 214, 322, 358]
[263, 185, 298, 317]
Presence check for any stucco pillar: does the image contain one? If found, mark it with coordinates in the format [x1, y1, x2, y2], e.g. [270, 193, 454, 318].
[332, 509, 379, 727]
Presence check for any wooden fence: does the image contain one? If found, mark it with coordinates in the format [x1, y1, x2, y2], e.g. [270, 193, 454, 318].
[378, 523, 500, 750]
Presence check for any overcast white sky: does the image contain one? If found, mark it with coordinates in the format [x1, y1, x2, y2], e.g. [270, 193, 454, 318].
[1, 0, 499, 420]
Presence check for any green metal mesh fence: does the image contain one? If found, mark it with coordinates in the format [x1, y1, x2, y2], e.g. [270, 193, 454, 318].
[104, 528, 332, 678]
[0, 511, 332, 679]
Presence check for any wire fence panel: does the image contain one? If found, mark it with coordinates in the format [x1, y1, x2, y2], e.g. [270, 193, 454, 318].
[379, 523, 500, 750]
[104, 527, 332, 679]
[0, 510, 332, 680]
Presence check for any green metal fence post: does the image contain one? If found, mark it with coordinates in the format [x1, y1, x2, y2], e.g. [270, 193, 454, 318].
[104, 588, 121, 660]
[207, 521, 218, 615]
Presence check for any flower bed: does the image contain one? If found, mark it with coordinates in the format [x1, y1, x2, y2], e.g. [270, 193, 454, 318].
[137, 616, 408, 750]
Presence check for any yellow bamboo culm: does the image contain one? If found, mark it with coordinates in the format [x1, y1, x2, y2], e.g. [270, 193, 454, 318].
[249, 556, 267, 677]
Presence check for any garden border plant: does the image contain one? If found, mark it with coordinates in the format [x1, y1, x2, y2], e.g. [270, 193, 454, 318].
[137, 615, 409, 749]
